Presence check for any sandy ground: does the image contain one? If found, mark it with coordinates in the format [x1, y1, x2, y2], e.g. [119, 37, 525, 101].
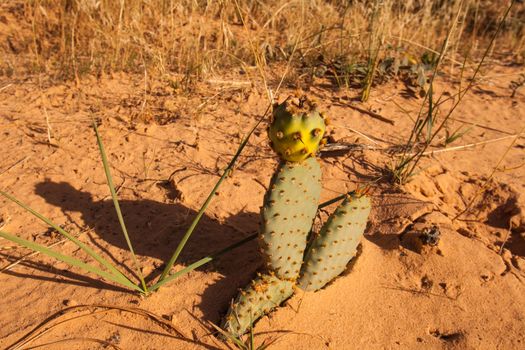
[1, 64, 524, 349]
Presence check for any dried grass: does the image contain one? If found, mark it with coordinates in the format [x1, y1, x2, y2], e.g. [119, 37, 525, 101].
[1, 1, 523, 86]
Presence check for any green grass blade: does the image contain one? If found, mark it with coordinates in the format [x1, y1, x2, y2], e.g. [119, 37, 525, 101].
[93, 122, 148, 293]
[0, 230, 142, 292]
[0, 189, 136, 290]
[249, 321, 255, 350]
[158, 105, 271, 283]
[317, 191, 356, 209]
[150, 190, 356, 292]
[150, 233, 258, 292]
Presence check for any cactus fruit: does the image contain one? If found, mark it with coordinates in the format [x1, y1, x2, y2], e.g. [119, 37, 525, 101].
[298, 194, 371, 292]
[268, 96, 326, 162]
[259, 157, 322, 280]
[222, 273, 294, 338]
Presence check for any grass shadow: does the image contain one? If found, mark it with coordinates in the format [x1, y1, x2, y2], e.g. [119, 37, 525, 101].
[0, 252, 131, 293]
[34, 180, 263, 324]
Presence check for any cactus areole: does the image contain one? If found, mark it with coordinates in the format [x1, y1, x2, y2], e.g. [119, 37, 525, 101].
[299, 194, 371, 291]
[222, 273, 294, 338]
[259, 157, 322, 280]
[268, 96, 327, 162]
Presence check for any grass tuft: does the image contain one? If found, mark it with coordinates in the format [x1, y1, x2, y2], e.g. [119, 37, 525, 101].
[389, 0, 517, 185]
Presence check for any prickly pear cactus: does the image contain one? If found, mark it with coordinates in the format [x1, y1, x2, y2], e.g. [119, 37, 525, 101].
[222, 93, 372, 338]
[259, 157, 322, 280]
[268, 96, 326, 162]
[298, 194, 371, 291]
[222, 273, 294, 338]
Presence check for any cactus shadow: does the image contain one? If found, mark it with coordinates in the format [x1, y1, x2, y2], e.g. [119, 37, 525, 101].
[34, 180, 263, 323]
[364, 233, 401, 251]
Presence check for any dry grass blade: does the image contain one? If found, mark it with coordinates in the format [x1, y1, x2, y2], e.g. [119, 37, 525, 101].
[453, 126, 525, 221]
[347, 104, 395, 125]
[0, 156, 31, 178]
[93, 121, 147, 293]
[448, 117, 514, 135]
[389, 35, 465, 66]
[392, 0, 517, 184]
[0, 83, 13, 93]
[340, 126, 386, 147]
[10, 0, 522, 87]
[209, 321, 247, 349]
[22, 337, 123, 350]
[397, 134, 524, 157]
[232, 0, 270, 101]
[7, 304, 187, 350]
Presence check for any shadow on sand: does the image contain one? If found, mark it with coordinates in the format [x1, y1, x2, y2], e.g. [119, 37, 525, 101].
[26, 180, 262, 324]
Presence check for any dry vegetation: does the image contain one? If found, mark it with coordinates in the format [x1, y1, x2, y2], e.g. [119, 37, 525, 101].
[1, 1, 525, 349]
[2, 0, 524, 86]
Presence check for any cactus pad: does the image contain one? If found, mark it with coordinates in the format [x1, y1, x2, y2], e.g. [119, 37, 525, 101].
[222, 273, 294, 338]
[259, 157, 322, 280]
[268, 96, 326, 162]
[298, 194, 371, 291]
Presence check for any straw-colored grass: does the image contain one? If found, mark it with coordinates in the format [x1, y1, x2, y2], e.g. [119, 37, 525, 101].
[1, 1, 523, 87]
[387, 0, 519, 185]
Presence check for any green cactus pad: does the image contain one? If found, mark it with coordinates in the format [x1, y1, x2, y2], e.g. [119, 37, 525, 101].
[268, 96, 326, 162]
[222, 273, 294, 338]
[298, 194, 371, 291]
[259, 157, 322, 280]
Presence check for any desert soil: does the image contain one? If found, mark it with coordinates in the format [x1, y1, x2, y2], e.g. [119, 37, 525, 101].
[1, 63, 525, 350]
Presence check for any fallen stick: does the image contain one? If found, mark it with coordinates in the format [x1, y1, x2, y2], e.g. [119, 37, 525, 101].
[399, 133, 523, 157]
[347, 104, 395, 125]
